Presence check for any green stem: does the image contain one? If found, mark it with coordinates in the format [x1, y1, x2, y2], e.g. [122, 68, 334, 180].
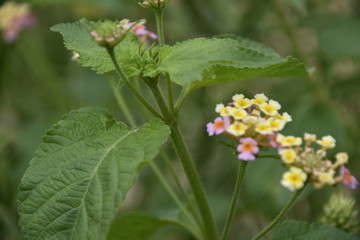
[251, 186, 306, 240]
[154, 9, 165, 45]
[221, 161, 248, 240]
[147, 82, 218, 240]
[109, 79, 137, 128]
[154, 9, 174, 112]
[106, 47, 162, 119]
[149, 160, 202, 239]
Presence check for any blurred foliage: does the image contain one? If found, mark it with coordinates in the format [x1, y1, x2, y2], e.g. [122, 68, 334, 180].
[0, 0, 359, 239]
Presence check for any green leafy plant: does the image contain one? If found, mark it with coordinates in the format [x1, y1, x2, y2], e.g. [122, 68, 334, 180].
[15, 1, 359, 240]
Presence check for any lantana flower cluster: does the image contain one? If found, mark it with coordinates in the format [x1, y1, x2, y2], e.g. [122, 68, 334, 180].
[277, 133, 358, 191]
[207, 93, 292, 161]
[207, 93, 358, 192]
[0, 2, 35, 43]
[91, 19, 156, 47]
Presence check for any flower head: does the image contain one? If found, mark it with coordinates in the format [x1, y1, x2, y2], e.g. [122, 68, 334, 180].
[139, 0, 170, 9]
[237, 137, 259, 161]
[281, 167, 307, 191]
[0, 2, 35, 43]
[91, 19, 131, 47]
[206, 116, 230, 136]
[340, 166, 358, 189]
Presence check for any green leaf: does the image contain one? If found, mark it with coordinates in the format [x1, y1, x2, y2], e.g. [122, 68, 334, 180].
[145, 38, 308, 91]
[106, 212, 183, 240]
[18, 107, 170, 240]
[51, 19, 146, 75]
[270, 220, 359, 240]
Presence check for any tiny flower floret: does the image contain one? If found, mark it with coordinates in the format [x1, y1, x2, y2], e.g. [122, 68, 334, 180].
[206, 116, 230, 136]
[232, 94, 252, 109]
[281, 167, 307, 191]
[316, 135, 336, 149]
[276, 134, 302, 147]
[237, 137, 259, 161]
[139, 0, 170, 9]
[260, 100, 281, 116]
[252, 93, 268, 105]
[279, 148, 297, 164]
[335, 152, 348, 165]
[340, 166, 358, 189]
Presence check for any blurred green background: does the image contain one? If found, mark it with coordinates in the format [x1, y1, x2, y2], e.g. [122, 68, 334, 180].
[0, 0, 359, 239]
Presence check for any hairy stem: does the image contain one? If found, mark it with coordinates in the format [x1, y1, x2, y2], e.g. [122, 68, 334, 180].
[148, 82, 218, 240]
[251, 186, 306, 240]
[221, 161, 248, 240]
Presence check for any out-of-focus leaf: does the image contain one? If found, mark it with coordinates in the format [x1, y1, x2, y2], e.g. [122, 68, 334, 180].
[270, 220, 359, 240]
[106, 212, 185, 240]
[18, 107, 170, 240]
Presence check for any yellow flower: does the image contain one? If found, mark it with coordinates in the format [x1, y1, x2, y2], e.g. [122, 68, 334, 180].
[335, 152, 348, 165]
[255, 121, 273, 135]
[316, 135, 336, 149]
[0, 2, 31, 30]
[279, 148, 297, 164]
[304, 133, 317, 143]
[281, 167, 307, 191]
[317, 171, 335, 185]
[228, 107, 247, 120]
[243, 115, 258, 125]
[275, 112, 292, 122]
[227, 122, 248, 136]
[260, 100, 281, 116]
[267, 118, 286, 131]
[232, 94, 252, 109]
[215, 103, 230, 116]
[252, 93, 268, 106]
[276, 134, 302, 147]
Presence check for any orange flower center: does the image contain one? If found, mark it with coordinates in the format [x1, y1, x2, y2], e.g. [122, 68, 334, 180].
[243, 142, 254, 152]
[344, 170, 352, 182]
[214, 121, 224, 130]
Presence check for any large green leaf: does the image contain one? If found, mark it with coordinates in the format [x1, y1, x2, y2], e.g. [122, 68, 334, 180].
[51, 19, 146, 75]
[145, 37, 308, 91]
[270, 220, 359, 240]
[18, 107, 170, 240]
[106, 212, 184, 240]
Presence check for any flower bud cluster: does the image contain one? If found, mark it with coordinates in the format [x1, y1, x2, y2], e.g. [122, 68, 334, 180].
[276, 133, 358, 191]
[139, 0, 170, 9]
[206, 93, 292, 161]
[319, 192, 360, 234]
[91, 19, 157, 47]
[91, 19, 130, 48]
[0, 2, 35, 43]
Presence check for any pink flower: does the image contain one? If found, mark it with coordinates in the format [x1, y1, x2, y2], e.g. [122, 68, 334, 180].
[0, 2, 36, 43]
[268, 133, 282, 149]
[126, 20, 157, 44]
[340, 166, 358, 189]
[237, 137, 259, 161]
[206, 116, 230, 136]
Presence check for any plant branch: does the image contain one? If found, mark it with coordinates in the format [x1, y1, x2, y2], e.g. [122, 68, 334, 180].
[221, 161, 248, 240]
[251, 185, 306, 240]
[106, 47, 162, 119]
